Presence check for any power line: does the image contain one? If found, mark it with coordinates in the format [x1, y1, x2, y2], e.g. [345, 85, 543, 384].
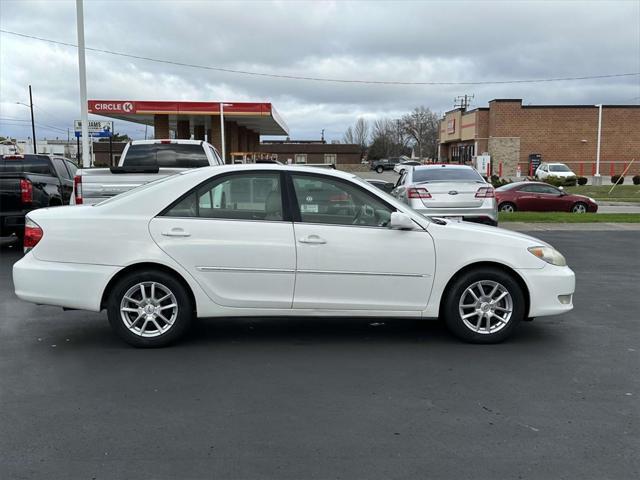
[2, 29, 639, 86]
[0, 117, 67, 133]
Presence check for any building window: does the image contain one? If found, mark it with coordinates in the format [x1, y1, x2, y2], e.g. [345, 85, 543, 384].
[324, 154, 337, 164]
[295, 154, 307, 164]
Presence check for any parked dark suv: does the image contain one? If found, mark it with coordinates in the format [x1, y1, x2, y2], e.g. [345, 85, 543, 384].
[370, 157, 401, 173]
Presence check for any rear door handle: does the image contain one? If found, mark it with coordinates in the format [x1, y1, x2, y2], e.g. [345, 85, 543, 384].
[162, 228, 191, 237]
[299, 235, 326, 245]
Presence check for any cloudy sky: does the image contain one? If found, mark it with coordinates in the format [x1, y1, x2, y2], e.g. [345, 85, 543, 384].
[1, 0, 639, 142]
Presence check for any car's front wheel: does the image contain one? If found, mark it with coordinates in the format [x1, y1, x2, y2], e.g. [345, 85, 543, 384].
[107, 269, 193, 347]
[443, 268, 525, 343]
[571, 202, 587, 213]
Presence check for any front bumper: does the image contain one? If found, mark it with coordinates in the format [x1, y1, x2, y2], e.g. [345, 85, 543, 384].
[516, 264, 575, 317]
[13, 252, 118, 311]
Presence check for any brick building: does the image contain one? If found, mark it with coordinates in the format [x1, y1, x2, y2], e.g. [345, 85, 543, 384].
[439, 99, 640, 177]
[259, 140, 362, 165]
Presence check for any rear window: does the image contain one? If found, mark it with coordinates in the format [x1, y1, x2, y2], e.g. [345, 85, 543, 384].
[413, 167, 484, 183]
[122, 143, 209, 168]
[0, 155, 54, 175]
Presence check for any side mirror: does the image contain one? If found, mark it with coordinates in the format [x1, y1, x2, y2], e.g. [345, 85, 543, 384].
[390, 211, 414, 230]
[559, 186, 564, 190]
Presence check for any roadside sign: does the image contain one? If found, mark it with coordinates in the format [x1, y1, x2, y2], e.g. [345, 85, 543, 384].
[74, 120, 113, 138]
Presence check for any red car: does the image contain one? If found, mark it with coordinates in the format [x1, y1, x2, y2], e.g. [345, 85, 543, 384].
[495, 182, 598, 213]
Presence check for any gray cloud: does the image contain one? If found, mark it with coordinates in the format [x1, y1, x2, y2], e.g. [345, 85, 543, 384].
[1, 0, 639, 141]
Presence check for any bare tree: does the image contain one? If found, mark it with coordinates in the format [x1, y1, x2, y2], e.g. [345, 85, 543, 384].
[402, 106, 439, 159]
[342, 125, 355, 144]
[353, 118, 370, 159]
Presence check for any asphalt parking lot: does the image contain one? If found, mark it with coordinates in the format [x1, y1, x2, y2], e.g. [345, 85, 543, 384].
[1, 231, 638, 479]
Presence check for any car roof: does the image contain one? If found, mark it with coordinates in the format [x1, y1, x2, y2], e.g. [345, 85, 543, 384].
[188, 163, 360, 181]
[414, 163, 473, 170]
[130, 139, 208, 146]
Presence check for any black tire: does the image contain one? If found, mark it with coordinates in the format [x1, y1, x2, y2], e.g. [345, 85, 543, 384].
[107, 269, 193, 347]
[571, 202, 587, 213]
[498, 202, 517, 213]
[376, 166, 384, 174]
[442, 267, 525, 344]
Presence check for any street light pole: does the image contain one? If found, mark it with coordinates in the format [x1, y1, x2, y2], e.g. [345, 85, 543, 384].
[76, 0, 90, 168]
[594, 104, 603, 185]
[28, 85, 37, 154]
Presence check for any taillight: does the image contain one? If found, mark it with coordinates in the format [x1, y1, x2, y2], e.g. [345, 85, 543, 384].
[23, 217, 43, 253]
[475, 187, 495, 198]
[408, 187, 432, 199]
[20, 178, 33, 204]
[74, 175, 83, 204]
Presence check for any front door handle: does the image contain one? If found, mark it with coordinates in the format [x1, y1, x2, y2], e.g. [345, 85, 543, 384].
[299, 235, 326, 245]
[162, 228, 191, 237]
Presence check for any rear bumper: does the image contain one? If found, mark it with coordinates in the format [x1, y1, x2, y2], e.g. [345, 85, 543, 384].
[413, 205, 499, 224]
[517, 265, 576, 317]
[13, 253, 118, 311]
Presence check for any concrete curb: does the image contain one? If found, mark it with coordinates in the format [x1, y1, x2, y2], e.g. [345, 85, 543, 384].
[502, 222, 640, 231]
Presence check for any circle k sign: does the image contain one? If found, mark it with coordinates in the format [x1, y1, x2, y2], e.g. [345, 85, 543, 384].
[88, 101, 137, 114]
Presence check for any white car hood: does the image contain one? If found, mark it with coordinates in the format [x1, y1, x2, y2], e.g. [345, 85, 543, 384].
[426, 218, 554, 270]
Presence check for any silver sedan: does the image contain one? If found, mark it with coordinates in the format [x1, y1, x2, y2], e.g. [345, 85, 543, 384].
[391, 164, 498, 226]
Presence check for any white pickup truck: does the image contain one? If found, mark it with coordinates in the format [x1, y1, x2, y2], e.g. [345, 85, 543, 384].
[71, 139, 223, 205]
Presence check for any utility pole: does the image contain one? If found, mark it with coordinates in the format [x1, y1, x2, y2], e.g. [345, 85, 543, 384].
[321, 129, 325, 143]
[76, 0, 90, 167]
[454, 94, 474, 111]
[28, 85, 37, 154]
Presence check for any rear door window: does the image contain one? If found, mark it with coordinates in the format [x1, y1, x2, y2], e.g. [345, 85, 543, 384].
[64, 160, 78, 177]
[164, 172, 284, 221]
[52, 158, 71, 179]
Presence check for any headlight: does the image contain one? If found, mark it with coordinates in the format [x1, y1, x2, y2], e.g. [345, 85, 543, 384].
[588, 197, 597, 204]
[528, 246, 567, 266]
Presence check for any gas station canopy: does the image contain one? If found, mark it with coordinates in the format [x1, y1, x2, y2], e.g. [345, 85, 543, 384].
[87, 100, 289, 136]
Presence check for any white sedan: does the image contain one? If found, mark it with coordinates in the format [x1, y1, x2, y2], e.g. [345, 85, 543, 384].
[13, 165, 575, 347]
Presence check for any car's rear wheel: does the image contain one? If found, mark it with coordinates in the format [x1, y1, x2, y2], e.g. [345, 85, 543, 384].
[376, 166, 384, 173]
[107, 269, 193, 347]
[571, 202, 587, 213]
[499, 202, 516, 213]
[443, 268, 525, 343]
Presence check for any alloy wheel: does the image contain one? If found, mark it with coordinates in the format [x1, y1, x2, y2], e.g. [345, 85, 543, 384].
[500, 203, 515, 212]
[119, 281, 178, 337]
[458, 280, 513, 334]
[572, 203, 587, 213]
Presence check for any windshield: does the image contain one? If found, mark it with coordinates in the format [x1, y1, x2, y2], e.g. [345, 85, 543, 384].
[549, 164, 571, 172]
[413, 167, 484, 183]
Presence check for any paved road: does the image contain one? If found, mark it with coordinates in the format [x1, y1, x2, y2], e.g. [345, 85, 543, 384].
[1, 232, 638, 479]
